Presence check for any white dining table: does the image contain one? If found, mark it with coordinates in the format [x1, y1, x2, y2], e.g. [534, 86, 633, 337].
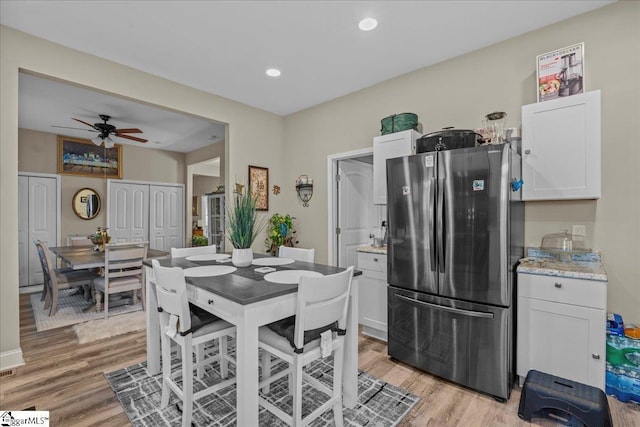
[144, 255, 360, 427]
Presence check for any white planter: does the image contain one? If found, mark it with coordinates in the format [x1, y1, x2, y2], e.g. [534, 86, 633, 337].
[232, 248, 253, 267]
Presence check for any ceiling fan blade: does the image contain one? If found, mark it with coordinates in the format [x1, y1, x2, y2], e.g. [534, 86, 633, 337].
[117, 134, 148, 143]
[115, 128, 143, 134]
[51, 125, 98, 132]
[72, 117, 97, 129]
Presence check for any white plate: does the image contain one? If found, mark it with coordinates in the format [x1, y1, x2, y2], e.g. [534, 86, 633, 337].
[264, 270, 323, 284]
[185, 254, 231, 261]
[183, 265, 237, 277]
[252, 257, 295, 266]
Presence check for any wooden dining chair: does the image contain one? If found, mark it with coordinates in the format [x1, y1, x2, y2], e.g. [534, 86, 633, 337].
[258, 266, 354, 426]
[151, 259, 236, 427]
[278, 246, 315, 263]
[34, 240, 100, 316]
[93, 242, 148, 319]
[170, 245, 216, 258]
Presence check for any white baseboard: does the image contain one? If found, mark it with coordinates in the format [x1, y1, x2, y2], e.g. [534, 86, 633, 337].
[0, 348, 25, 371]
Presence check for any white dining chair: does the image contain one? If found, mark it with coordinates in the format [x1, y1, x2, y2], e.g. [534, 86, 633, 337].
[151, 259, 236, 427]
[171, 245, 217, 258]
[94, 242, 148, 319]
[278, 246, 315, 263]
[258, 266, 354, 426]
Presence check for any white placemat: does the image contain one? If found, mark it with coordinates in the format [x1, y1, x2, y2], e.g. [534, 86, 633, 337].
[252, 257, 295, 266]
[185, 253, 231, 261]
[183, 265, 237, 277]
[264, 270, 323, 284]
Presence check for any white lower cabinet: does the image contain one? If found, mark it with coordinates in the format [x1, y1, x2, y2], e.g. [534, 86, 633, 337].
[357, 251, 387, 341]
[517, 273, 607, 390]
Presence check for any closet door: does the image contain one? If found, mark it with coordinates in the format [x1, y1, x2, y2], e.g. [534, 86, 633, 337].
[149, 185, 184, 251]
[109, 182, 149, 243]
[18, 174, 58, 286]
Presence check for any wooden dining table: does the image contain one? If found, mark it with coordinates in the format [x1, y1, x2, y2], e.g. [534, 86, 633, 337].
[49, 245, 169, 270]
[143, 254, 361, 427]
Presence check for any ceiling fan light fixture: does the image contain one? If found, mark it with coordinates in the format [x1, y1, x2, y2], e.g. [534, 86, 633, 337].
[103, 136, 115, 149]
[91, 136, 103, 146]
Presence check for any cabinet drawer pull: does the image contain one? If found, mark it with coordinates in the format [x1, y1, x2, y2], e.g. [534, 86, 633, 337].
[373, 258, 378, 262]
[524, 149, 531, 155]
[208, 299, 214, 305]
[554, 282, 562, 288]
[592, 353, 600, 360]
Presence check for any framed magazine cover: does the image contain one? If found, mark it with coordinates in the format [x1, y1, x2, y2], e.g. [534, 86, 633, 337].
[537, 43, 584, 102]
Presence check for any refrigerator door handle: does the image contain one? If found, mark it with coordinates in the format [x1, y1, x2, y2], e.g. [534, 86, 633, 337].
[429, 175, 436, 270]
[396, 294, 494, 319]
[437, 157, 445, 274]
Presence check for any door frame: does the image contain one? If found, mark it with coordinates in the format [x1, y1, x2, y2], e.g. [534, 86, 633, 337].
[326, 147, 373, 266]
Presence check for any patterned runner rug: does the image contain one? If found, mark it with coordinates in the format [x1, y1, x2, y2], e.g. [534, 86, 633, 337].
[30, 288, 142, 332]
[106, 343, 419, 427]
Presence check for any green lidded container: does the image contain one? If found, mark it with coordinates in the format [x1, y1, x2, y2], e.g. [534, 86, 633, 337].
[380, 113, 419, 135]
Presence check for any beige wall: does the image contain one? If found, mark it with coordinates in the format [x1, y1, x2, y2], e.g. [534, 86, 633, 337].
[284, 2, 640, 323]
[1, 26, 284, 369]
[193, 175, 219, 196]
[18, 128, 187, 240]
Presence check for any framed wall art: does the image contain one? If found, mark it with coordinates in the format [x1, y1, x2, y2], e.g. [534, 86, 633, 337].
[248, 165, 269, 211]
[57, 136, 122, 179]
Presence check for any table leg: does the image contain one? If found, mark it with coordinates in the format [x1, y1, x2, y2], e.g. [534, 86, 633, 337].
[236, 313, 259, 427]
[145, 265, 161, 375]
[343, 276, 359, 408]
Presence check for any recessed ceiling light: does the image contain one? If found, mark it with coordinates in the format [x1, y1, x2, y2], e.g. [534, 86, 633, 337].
[358, 18, 378, 31]
[266, 68, 281, 77]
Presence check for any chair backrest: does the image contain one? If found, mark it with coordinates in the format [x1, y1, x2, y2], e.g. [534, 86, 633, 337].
[104, 242, 148, 283]
[151, 259, 192, 333]
[278, 246, 315, 263]
[171, 245, 217, 258]
[67, 235, 93, 247]
[293, 266, 354, 350]
[33, 239, 56, 287]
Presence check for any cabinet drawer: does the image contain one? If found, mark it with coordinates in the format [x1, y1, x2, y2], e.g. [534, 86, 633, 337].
[188, 286, 234, 321]
[357, 252, 387, 273]
[518, 273, 606, 309]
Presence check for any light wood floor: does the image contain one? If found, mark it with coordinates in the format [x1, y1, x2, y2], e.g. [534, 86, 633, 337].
[1, 294, 639, 426]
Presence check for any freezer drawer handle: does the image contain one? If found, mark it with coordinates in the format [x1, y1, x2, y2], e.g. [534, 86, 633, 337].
[554, 282, 562, 288]
[396, 294, 494, 319]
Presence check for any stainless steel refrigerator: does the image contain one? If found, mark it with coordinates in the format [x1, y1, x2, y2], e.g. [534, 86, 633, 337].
[386, 143, 523, 401]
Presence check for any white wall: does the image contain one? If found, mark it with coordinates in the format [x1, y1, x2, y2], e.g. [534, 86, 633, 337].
[283, 2, 640, 323]
[0, 26, 284, 370]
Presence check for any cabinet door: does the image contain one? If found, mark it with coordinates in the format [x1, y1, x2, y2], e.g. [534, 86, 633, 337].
[357, 252, 388, 340]
[373, 130, 419, 204]
[521, 90, 601, 200]
[517, 296, 605, 390]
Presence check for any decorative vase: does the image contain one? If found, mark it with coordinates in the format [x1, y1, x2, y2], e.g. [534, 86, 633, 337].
[232, 248, 253, 267]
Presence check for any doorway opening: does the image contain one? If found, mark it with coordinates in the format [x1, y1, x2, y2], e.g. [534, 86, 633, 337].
[327, 148, 386, 268]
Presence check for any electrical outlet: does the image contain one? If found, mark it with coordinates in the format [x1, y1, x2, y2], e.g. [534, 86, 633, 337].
[572, 225, 586, 237]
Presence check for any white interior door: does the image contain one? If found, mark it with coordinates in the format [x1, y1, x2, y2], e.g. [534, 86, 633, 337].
[337, 159, 383, 268]
[149, 185, 184, 251]
[18, 175, 58, 286]
[109, 182, 149, 243]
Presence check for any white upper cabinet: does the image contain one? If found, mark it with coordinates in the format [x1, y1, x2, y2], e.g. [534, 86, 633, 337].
[373, 129, 420, 204]
[521, 90, 601, 200]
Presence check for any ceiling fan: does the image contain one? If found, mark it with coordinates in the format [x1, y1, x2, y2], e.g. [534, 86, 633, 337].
[53, 114, 147, 148]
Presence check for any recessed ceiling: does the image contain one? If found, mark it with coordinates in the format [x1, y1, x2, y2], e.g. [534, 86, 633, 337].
[1, 1, 614, 116]
[18, 73, 225, 153]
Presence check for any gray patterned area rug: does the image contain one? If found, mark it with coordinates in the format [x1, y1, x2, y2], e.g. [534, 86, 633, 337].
[106, 343, 419, 426]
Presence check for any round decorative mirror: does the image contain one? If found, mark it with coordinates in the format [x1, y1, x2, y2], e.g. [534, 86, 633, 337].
[72, 188, 101, 220]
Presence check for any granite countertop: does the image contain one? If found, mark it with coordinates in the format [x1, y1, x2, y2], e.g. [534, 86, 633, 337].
[516, 247, 607, 282]
[357, 245, 387, 255]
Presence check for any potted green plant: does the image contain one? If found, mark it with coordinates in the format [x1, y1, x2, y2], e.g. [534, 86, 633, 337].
[226, 185, 265, 266]
[265, 213, 298, 256]
[191, 235, 208, 247]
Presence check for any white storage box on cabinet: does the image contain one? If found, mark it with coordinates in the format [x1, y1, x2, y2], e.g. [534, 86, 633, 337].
[357, 251, 388, 341]
[373, 130, 420, 204]
[517, 273, 607, 390]
[521, 90, 601, 200]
